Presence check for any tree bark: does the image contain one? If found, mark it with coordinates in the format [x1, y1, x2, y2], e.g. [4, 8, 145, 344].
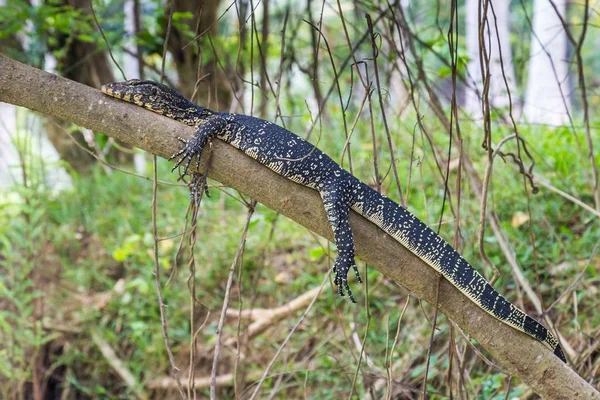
[44, 0, 135, 170]
[164, 0, 230, 109]
[0, 54, 598, 400]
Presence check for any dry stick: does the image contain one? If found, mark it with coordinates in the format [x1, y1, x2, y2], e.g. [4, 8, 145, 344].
[148, 371, 264, 390]
[488, 0, 545, 314]
[386, 296, 410, 400]
[489, 1, 538, 193]
[381, 316, 391, 400]
[422, 276, 441, 400]
[90, 330, 147, 399]
[533, 176, 600, 219]
[366, 14, 405, 206]
[303, 19, 353, 173]
[2, 55, 599, 399]
[349, 299, 372, 399]
[447, 0, 463, 393]
[187, 197, 200, 400]
[333, 0, 370, 120]
[394, 0, 566, 359]
[303, 5, 391, 139]
[152, 157, 186, 400]
[476, 0, 500, 285]
[477, 134, 517, 284]
[89, 1, 126, 81]
[222, 286, 323, 346]
[272, 9, 289, 124]
[248, 272, 331, 400]
[387, 2, 458, 220]
[544, 241, 599, 316]
[185, 10, 220, 389]
[150, 4, 187, 399]
[455, 326, 507, 374]
[340, 87, 370, 171]
[447, 322, 456, 398]
[364, 78, 383, 193]
[547, 0, 599, 211]
[350, 322, 382, 374]
[463, 160, 578, 360]
[258, 0, 270, 116]
[210, 204, 255, 399]
[167, 202, 192, 286]
[56, 121, 181, 187]
[311, 0, 327, 115]
[516, 0, 581, 153]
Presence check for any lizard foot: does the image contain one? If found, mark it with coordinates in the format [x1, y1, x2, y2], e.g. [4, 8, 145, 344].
[333, 255, 361, 303]
[188, 173, 210, 203]
[169, 136, 208, 176]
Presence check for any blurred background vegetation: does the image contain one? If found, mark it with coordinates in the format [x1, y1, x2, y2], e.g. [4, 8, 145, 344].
[0, 0, 599, 398]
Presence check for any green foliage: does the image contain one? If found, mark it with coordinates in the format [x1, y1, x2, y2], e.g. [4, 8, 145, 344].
[0, 187, 61, 397]
[2, 0, 600, 397]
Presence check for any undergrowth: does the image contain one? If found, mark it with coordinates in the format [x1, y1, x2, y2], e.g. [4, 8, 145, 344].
[0, 115, 598, 398]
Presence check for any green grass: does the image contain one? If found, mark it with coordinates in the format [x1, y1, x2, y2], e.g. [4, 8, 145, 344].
[0, 110, 598, 398]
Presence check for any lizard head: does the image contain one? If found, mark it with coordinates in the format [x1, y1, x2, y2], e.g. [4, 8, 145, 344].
[101, 79, 198, 117]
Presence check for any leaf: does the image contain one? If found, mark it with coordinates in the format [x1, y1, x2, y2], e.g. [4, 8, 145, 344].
[511, 211, 530, 228]
[437, 65, 452, 79]
[77, 33, 95, 43]
[309, 247, 326, 260]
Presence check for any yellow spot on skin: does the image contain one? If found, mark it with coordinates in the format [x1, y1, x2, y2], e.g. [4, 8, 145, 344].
[114, 92, 122, 99]
[123, 93, 131, 101]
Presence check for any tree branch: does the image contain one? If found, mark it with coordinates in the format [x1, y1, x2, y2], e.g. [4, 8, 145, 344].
[0, 54, 597, 399]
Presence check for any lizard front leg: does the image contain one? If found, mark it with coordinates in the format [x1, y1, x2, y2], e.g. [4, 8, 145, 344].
[170, 116, 227, 175]
[320, 186, 362, 303]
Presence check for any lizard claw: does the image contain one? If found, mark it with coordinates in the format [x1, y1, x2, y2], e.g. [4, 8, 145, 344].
[170, 136, 207, 175]
[352, 264, 362, 283]
[333, 256, 359, 303]
[188, 173, 210, 203]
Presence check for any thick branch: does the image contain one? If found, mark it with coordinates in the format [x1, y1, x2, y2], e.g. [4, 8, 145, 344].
[0, 54, 597, 399]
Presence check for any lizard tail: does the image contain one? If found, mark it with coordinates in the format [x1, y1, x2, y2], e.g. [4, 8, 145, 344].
[351, 180, 565, 362]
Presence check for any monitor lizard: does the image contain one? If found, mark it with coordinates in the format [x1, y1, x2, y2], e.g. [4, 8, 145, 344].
[101, 79, 566, 362]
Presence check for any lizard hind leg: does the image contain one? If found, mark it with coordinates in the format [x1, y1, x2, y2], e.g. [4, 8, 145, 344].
[320, 186, 361, 303]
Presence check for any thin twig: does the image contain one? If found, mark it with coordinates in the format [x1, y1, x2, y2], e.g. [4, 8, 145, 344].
[366, 13, 405, 205]
[423, 276, 441, 399]
[248, 270, 332, 400]
[210, 203, 256, 399]
[91, 330, 147, 399]
[386, 296, 410, 400]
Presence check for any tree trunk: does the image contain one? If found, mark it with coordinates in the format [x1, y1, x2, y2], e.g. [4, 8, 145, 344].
[44, 0, 135, 171]
[165, 0, 231, 110]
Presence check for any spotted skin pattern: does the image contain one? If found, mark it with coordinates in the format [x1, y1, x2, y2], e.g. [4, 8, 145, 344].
[101, 80, 566, 362]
